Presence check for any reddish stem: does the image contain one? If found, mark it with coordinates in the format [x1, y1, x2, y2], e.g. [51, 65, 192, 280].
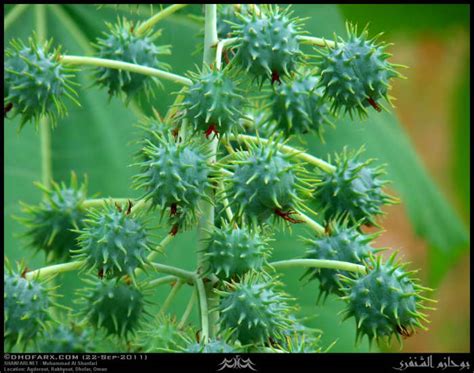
[367, 97, 382, 112]
[271, 70, 282, 85]
[170, 203, 178, 217]
[126, 200, 133, 215]
[274, 209, 304, 224]
[169, 224, 179, 236]
[204, 124, 219, 139]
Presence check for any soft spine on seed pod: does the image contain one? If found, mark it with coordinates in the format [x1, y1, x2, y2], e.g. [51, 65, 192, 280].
[16, 172, 87, 262]
[221, 137, 314, 229]
[270, 318, 323, 352]
[339, 253, 436, 347]
[180, 65, 246, 138]
[37, 324, 94, 353]
[4, 36, 79, 128]
[73, 201, 154, 282]
[4, 262, 58, 349]
[216, 4, 250, 39]
[136, 314, 193, 352]
[313, 147, 397, 227]
[77, 278, 149, 338]
[185, 339, 236, 353]
[133, 130, 213, 233]
[316, 22, 404, 118]
[231, 5, 306, 85]
[301, 218, 376, 302]
[268, 72, 333, 138]
[94, 18, 170, 101]
[216, 273, 294, 345]
[201, 223, 271, 280]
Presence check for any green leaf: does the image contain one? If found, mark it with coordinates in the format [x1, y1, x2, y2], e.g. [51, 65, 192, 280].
[451, 57, 470, 224]
[339, 4, 470, 37]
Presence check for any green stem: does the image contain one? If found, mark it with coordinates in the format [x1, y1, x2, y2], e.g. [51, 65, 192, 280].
[35, 5, 52, 190]
[197, 4, 220, 341]
[215, 37, 239, 70]
[135, 233, 175, 278]
[298, 35, 336, 49]
[4, 4, 30, 31]
[296, 210, 326, 235]
[82, 198, 151, 216]
[147, 234, 175, 262]
[203, 4, 218, 66]
[159, 279, 184, 314]
[60, 55, 192, 86]
[25, 260, 84, 281]
[178, 289, 196, 329]
[195, 277, 210, 343]
[269, 259, 366, 274]
[148, 275, 177, 288]
[82, 198, 130, 209]
[229, 134, 336, 173]
[149, 262, 196, 282]
[136, 4, 188, 36]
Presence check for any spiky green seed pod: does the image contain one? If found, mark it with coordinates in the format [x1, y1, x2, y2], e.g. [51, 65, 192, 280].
[316, 23, 403, 118]
[221, 138, 314, 228]
[186, 340, 236, 353]
[301, 219, 376, 301]
[201, 223, 271, 280]
[216, 4, 250, 39]
[313, 147, 396, 227]
[232, 5, 305, 84]
[180, 65, 246, 137]
[216, 274, 293, 344]
[94, 18, 170, 100]
[78, 278, 147, 338]
[269, 74, 332, 137]
[270, 319, 323, 352]
[4, 265, 55, 349]
[37, 324, 94, 353]
[133, 133, 212, 230]
[16, 173, 87, 262]
[4, 36, 79, 128]
[339, 253, 435, 346]
[136, 314, 191, 352]
[74, 201, 153, 281]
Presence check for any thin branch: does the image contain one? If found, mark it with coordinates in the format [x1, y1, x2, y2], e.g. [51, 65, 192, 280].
[269, 258, 366, 275]
[178, 289, 197, 329]
[229, 134, 336, 173]
[298, 35, 336, 49]
[148, 275, 177, 288]
[215, 37, 239, 70]
[136, 4, 188, 36]
[296, 210, 326, 235]
[195, 277, 210, 343]
[159, 279, 184, 314]
[196, 4, 220, 341]
[35, 5, 53, 190]
[25, 261, 84, 281]
[149, 262, 196, 282]
[60, 55, 193, 86]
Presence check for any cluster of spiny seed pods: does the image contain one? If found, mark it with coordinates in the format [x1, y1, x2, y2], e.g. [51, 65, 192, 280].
[5, 4, 435, 353]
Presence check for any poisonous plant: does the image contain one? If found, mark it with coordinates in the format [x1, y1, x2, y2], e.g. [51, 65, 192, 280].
[5, 4, 439, 354]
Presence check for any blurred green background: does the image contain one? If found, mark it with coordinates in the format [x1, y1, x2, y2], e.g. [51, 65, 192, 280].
[4, 4, 470, 352]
